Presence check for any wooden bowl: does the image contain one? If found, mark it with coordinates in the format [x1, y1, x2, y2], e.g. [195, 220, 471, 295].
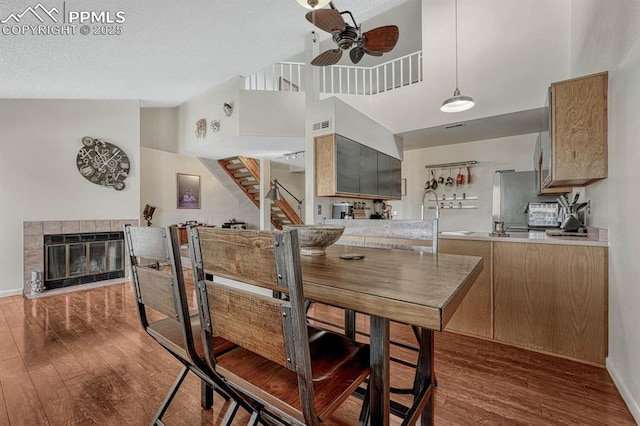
[283, 225, 345, 256]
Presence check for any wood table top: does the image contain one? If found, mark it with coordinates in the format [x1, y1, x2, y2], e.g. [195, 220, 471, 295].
[300, 245, 484, 331]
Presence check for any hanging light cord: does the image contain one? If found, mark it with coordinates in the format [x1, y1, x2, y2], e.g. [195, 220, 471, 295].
[455, 0, 459, 90]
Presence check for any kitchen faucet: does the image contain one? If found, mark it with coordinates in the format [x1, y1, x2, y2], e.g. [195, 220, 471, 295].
[421, 187, 440, 253]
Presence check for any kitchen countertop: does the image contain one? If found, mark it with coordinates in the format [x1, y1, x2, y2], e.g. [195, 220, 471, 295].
[439, 230, 609, 247]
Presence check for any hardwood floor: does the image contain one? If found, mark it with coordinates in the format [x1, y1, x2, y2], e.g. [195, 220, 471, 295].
[0, 277, 634, 425]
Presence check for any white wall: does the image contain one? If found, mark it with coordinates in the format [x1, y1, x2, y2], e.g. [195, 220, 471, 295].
[334, 0, 571, 134]
[0, 99, 140, 296]
[178, 77, 242, 157]
[140, 107, 179, 153]
[571, 1, 640, 422]
[397, 134, 537, 231]
[140, 148, 258, 229]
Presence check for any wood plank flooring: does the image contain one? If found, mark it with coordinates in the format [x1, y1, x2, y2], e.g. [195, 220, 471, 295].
[0, 277, 635, 425]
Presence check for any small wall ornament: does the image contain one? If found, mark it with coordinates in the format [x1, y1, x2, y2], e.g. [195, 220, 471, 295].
[210, 119, 221, 132]
[223, 102, 233, 117]
[76, 136, 130, 190]
[195, 118, 207, 138]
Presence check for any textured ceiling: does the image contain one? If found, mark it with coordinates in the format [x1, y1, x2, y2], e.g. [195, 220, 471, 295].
[0, 0, 407, 106]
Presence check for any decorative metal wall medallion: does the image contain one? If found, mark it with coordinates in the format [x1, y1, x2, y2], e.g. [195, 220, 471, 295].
[195, 118, 207, 138]
[210, 119, 221, 132]
[76, 136, 130, 190]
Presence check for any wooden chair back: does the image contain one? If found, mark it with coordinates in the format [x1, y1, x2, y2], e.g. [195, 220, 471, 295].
[124, 225, 197, 361]
[190, 227, 318, 422]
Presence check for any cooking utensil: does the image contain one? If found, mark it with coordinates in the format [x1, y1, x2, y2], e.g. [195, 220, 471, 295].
[430, 169, 438, 190]
[456, 167, 464, 186]
[467, 166, 472, 184]
[445, 169, 454, 186]
[438, 169, 445, 184]
[573, 192, 580, 204]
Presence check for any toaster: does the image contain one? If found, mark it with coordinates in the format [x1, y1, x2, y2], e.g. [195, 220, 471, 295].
[527, 202, 559, 228]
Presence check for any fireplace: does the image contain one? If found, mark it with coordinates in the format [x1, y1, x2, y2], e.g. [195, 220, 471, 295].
[23, 219, 138, 295]
[44, 232, 125, 290]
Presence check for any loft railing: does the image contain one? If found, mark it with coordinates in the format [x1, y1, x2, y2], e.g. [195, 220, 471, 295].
[319, 51, 422, 96]
[243, 51, 422, 96]
[243, 62, 304, 92]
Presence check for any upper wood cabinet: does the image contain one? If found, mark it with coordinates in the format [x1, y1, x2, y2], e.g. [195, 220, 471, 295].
[543, 71, 608, 188]
[315, 133, 401, 200]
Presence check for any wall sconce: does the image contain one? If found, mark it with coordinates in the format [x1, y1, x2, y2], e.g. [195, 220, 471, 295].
[223, 102, 233, 117]
[143, 204, 156, 226]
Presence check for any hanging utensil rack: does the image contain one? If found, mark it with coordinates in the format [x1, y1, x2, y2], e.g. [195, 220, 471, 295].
[424, 160, 477, 169]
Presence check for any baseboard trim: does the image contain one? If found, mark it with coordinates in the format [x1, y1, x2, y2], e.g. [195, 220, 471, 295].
[607, 357, 640, 424]
[0, 288, 24, 298]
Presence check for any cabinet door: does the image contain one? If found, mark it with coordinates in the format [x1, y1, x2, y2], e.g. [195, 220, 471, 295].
[441, 239, 492, 338]
[390, 157, 402, 199]
[377, 153, 391, 198]
[493, 242, 607, 365]
[359, 145, 378, 196]
[550, 72, 608, 186]
[335, 135, 360, 194]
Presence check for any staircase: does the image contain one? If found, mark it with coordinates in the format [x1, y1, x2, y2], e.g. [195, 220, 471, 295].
[218, 156, 302, 230]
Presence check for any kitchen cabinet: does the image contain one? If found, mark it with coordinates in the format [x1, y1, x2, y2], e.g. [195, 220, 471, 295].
[441, 239, 493, 339]
[542, 72, 608, 188]
[493, 241, 607, 365]
[534, 134, 571, 195]
[315, 133, 401, 200]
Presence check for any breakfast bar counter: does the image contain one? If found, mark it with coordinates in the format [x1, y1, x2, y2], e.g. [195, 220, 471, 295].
[299, 244, 483, 425]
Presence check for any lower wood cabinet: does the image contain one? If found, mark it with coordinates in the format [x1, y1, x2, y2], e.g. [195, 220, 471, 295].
[441, 239, 493, 339]
[493, 242, 607, 365]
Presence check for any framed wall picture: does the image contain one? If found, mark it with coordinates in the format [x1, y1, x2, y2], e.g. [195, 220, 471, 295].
[177, 173, 201, 209]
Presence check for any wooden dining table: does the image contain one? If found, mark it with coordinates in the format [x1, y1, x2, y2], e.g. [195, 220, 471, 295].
[299, 244, 484, 426]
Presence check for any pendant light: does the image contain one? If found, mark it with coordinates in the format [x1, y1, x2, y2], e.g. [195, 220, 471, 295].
[295, 0, 331, 9]
[441, 0, 475, 113]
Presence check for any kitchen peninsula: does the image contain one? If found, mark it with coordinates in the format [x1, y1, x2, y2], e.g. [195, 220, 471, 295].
[439, 230, 608, 365]
[324, 218, 607, 365]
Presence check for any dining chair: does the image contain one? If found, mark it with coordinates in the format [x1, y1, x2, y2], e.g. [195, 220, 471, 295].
[124, 224, 251, 425]
[189, 227, 371, 426]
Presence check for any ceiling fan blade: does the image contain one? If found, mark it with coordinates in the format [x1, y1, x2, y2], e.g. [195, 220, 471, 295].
[350, 47, 365, 64]
[305, 9, 346, 33]
[311, 49, 343, 66]
[363, 25, 399, 53]
[364, 47, 383, 57]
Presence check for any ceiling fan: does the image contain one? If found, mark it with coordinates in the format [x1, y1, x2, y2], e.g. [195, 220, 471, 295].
[306, 3, 399, 66]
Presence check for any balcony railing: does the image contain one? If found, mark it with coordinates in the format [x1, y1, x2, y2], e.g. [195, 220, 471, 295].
[243, 51, 422, 96]
[243, 62, 304, 92]
[319, 51, 423, 96]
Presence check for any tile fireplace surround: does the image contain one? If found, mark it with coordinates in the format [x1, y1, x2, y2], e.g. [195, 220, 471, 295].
[23, 219, 138, 295]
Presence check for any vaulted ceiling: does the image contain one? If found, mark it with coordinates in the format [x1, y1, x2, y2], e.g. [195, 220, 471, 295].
[0, 0, 408, 106]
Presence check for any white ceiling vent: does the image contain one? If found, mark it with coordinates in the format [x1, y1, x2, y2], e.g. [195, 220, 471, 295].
[312, 119, 332, 133]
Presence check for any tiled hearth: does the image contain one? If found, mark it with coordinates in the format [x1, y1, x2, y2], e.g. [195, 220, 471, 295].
[23, 219, 138, 295]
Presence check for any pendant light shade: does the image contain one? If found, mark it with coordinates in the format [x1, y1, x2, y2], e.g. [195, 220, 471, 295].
[441, 88, 475, 112]
[441, 0, 474, 113]
[295, 0, 331, 9]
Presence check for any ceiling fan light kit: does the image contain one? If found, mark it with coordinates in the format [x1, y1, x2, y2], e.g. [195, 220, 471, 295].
[306, 6, 399, 66]
[441, 0, 475, 113]
[296, 0, 331, 9]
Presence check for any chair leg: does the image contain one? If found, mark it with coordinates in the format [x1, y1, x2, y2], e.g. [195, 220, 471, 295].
[152, 365, 189, 425]
[201, 380, 213, 409]
[358, 383, 371, 426]
[221, 400, 239, 426]
[248, 411, 260, 426]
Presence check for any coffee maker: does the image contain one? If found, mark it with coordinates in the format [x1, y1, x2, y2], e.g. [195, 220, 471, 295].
[370, 199, 385, 219]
